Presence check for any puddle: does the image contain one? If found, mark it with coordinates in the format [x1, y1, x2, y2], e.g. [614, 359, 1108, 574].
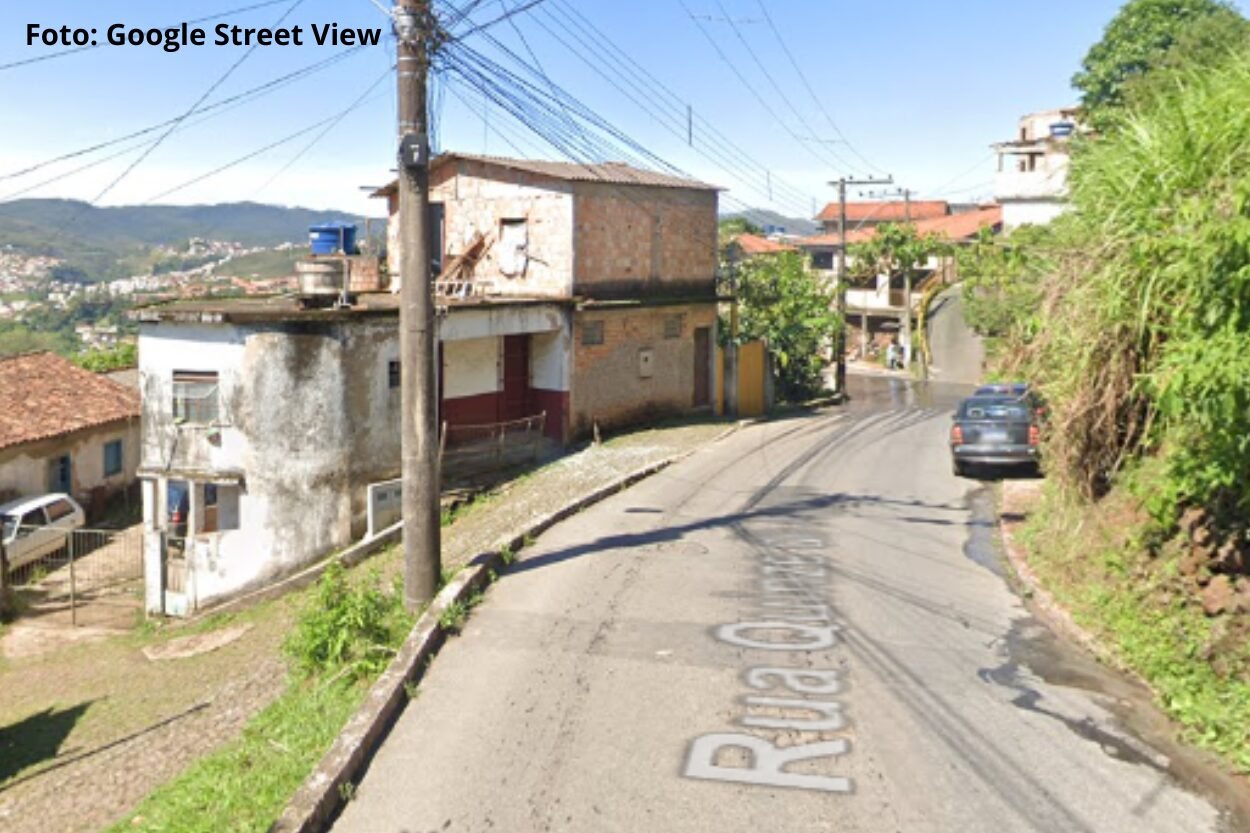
[982, 618, 1250, 831]
[962, 486, 1005, 577]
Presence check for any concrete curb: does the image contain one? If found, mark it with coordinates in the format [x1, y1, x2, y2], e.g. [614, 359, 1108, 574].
[270, 421, 744, 833]
[997, 491, 1144, 682]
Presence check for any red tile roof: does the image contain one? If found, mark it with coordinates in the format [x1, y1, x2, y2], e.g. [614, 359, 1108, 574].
[732, 233, 796, 255]
[798, 206, 1002, 248]
[0, 352, 139, 452]
[815, 200, 949, 224]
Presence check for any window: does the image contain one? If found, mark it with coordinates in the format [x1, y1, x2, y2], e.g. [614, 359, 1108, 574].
[498, 218, 529, 277]
[173, 371, 220, 425]
[104, 439, 123, 477]
[45, 499, 75, 522]
[47, 455, 71, 493]
[388, 360, 400, 389]
[582, 320, 605, 346]
[663, 315, 683, 340]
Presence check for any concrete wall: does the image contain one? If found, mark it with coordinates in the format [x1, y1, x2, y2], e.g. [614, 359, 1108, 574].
[139, 317, 402, 609]
[573, 184, 717, 298]
[570, 303, 716, 437]
[429, 160, 575, 298]
[1002, 200, 1069, 230]
[0, 421, 140, 515]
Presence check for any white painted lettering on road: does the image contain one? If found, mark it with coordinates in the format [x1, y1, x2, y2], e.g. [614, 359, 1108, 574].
[684, 734, 853, 793]
[745, 666, 843, 695]
[715, 621, 840, 652]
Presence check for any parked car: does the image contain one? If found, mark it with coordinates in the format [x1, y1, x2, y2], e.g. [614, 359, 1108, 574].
[0, 493, 86, 572]
[950, 394, 1042, 477]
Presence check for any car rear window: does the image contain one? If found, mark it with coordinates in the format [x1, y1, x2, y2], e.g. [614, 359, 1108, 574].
[46, 499, 75, 522]
[961, 400, 1029, 421]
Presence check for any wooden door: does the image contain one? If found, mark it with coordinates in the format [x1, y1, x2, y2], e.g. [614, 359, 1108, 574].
[694, 327, 711, 407]
[501, 335, 531, 421]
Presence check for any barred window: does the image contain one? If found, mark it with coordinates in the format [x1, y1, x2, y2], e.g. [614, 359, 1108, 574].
[388, 360, 400, 389]
[663, 315, 683, 339]
[582, 320, 605, 346]
[173, 371, 220, 425]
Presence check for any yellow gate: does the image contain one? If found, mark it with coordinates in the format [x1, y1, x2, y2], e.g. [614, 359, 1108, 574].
[716, 341, 768, 418]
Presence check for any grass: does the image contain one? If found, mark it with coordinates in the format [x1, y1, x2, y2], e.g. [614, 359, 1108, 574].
[105, 678, 364, 833]
[1020, 481, 1250, 773]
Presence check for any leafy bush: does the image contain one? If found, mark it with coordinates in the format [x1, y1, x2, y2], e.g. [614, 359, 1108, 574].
[283, 563, 413, 683]
[723, 250, 840, 401]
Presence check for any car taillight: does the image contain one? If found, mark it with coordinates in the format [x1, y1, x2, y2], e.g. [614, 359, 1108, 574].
[1029, 425, 1040, 446]
[171, 510, 184, 523]
[951, 425, 964, 445]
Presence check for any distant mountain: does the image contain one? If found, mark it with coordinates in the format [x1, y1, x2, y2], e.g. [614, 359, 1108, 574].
[0, 199, 380, 281]
[719, 208, 817, 237]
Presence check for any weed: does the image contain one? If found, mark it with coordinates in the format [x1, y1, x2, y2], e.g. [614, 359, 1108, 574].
[438, 591, 482, 635]
[499, 544, 516, 566]
[338, 781, 357, 802]
[284, 562, 413, 684]
[403, 680, 420, 700]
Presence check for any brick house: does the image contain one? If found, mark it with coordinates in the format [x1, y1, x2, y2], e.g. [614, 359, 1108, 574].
[134, 153, 720, 613]
[0, 352, 140, 515]
[375, 153, 721, 439]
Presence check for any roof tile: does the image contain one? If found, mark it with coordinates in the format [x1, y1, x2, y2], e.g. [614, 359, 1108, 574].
[0, 352, 139, 452]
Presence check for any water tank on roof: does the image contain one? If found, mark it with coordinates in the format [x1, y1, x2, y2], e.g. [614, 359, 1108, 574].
[309, 222, 358, 256]
[1049, 121, 1076, 138]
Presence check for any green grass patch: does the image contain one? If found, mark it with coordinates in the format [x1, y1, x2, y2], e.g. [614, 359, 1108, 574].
[106, 678, 363, 833]
[108, 564, 413, 832]
[1021, 481, 1250, 773]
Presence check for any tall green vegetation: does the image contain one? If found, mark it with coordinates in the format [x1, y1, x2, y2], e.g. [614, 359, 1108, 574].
[997, 55, 1250, 527]
[1073, 0, 1249, 127]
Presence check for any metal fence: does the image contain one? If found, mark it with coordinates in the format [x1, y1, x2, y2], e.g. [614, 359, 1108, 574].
[440, 412, 549, 480]
[5, 525, 144, 628]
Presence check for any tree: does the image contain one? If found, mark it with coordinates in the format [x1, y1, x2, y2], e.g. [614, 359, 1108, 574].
[718, 216, 762, 238]
[724, 250, 840, 401]
[75, 342, 138, 372]
[1073, 0, 1249, 126]
[958, 225, 1052, 344]
[847, 223, 951, 363]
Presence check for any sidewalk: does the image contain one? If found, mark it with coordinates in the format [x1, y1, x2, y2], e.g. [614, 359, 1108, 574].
[0, 415, 733, 833]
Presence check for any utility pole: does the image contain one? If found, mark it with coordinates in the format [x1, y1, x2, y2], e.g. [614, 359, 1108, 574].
[830, 174, 892, 398]
[902, 188, 914, 369]
[394, 0, 440, 611]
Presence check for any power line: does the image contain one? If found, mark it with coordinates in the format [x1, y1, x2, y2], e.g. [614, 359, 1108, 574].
[532, 0, 819, 216]
[753, 0, 885, 176]
[710, 0, 856, 172]
[0, 47, 367, 184]
[676, 0, 858, 178]
[89, 0, 309, 206]
[452, 0, 548, 40]
[144, 68, 392, 204]
[0, 0, 297, 72]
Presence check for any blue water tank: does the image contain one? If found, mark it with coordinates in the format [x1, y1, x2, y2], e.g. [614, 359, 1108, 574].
[1049, 121, 1076, 138]
[309, 222, 358, 255]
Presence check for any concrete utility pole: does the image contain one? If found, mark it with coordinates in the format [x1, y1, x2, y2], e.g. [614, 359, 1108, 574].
[395, 0, 440, 610]
[831, 174, 892, 397]
[902, 188, 914, 367]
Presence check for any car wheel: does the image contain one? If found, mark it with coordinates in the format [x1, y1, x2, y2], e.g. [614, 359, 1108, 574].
[952, 460, 967, 477]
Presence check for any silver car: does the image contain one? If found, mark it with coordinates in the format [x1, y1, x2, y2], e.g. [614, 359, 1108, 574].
[0, 493, 86, 572]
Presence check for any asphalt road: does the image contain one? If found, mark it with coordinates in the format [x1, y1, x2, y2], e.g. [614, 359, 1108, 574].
[333, 376, 1246, 833]
[927, 287, 985, 385]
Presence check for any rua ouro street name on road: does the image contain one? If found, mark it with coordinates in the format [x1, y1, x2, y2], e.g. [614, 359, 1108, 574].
[684, 535, 853, 794]
[26, 22, 383, 53]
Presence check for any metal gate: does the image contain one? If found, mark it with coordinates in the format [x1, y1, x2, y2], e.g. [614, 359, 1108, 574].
[6, 525, 145, 628]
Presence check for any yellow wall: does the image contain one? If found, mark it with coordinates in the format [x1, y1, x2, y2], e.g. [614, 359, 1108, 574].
[737, 341, 766, 418]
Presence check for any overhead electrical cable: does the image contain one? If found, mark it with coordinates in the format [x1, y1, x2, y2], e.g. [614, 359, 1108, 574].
[0, 47, 367, 183]
[753, 0, 886, 175]
[0, 0, 298, 72]
[89, 0, 309, 206]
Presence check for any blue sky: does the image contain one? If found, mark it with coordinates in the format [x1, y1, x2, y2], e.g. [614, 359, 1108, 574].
[0, 0, 1222, 217]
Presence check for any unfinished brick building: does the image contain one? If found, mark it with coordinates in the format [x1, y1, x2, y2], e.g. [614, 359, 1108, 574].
[376, 153, 721, 439]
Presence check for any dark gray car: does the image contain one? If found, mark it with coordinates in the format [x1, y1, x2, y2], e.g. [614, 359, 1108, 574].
[950, 395, 1040, 477]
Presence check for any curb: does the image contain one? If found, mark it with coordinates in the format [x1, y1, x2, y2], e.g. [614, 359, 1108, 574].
[271, 422, 745, 833]
[996, 488, 1143, 682]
